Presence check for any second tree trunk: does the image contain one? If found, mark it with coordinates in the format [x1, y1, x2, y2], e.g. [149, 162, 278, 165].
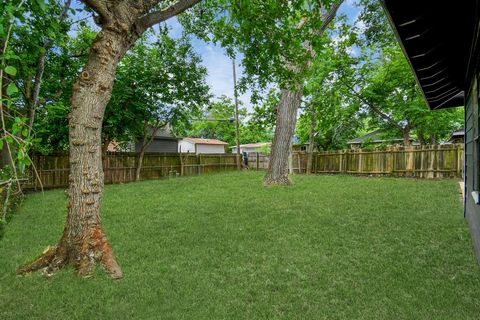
[264, 88, 303, 186]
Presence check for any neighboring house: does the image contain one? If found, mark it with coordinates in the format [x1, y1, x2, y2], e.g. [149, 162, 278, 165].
[292, 143, 310, 152]
[106, 141, 121, 152]
[134, 125, 179, 153]
[291, 135, 310, 152]
[447, 128, 465, 144]
[178, 138, 228, 154]
[231, 142, 271, 154]
[107, 125, 179, 153]
[382, 1, 480, 262]
[347, 130, 415, 149]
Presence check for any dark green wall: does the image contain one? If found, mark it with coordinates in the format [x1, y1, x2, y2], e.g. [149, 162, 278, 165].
[465, 76, 480, 264]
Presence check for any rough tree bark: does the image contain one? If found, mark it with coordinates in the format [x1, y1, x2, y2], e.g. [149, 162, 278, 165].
[264, 1, 343, 185]
[17, 0, 201, 279]
[264, 89, 303, 185]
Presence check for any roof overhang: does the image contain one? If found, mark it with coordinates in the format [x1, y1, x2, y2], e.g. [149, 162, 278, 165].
[381, 0, 480, 109]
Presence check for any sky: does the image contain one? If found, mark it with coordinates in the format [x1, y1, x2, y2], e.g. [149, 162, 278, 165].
[70, 0, 361, 112]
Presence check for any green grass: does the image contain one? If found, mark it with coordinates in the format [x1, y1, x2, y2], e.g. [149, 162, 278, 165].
[1, 172, 479, 319]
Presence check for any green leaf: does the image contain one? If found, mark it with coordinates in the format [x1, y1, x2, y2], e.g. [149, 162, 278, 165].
[5, 53, 20, 60]
[6, 82, 18, 96]
[0, 140, 3, 151]
[18, 161, 25, 175]
[17, 148, 24, 161]
[35, 0, 46, 11]
[22, 129, 28, 137]
[4, 66, 17, 76]
[23, 157, 32, 166]
[12, 123, 19, 134]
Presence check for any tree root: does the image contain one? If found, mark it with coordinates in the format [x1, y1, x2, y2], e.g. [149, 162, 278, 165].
[16, 226, 122, 279]
[263, 175, 292, 186]
[16, 245, 60, 276]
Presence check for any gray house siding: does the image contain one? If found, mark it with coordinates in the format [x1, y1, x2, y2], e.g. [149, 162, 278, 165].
[135, 138, 178, 153]
[465, 76, 480, 264]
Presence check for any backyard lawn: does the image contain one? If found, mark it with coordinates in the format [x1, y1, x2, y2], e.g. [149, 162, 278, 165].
[1, 171, 479, 319]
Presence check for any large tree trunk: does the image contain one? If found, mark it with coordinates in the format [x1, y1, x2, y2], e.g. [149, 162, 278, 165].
[16, 0, 202, 279]
[306, 103, 316, 175]
[263, 1, 343, 185]
[17, 29, 129, 279]
[264, 88, 303, 185]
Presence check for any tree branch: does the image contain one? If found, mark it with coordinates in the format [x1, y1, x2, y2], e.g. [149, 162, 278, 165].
[341, 80, 404, 131]
[137, 0, 201, 31]
[314, 0, 344, 36]
[82, 0, 114, 23]
[28, 0, 72, 136]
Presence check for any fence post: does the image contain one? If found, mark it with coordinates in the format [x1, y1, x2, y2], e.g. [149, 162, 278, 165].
[288, 152, 293, 174]
[457, 144, 463, 179]
[338, 150, 343, 174]
[358, 148, 363, 174]
[297, 152, 301, 174]
[196, 154, 200, 175]
[405, 146, 414, 176]
[419, 145, 424, 178]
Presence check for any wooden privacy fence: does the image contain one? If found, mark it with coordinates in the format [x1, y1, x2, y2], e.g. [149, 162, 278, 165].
[25, 152, 238, 189]
[24, 144, 463, 189]
[247, 144, 464, 179]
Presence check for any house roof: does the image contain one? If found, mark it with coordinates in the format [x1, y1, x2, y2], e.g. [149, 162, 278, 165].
[231, 142, 271, 149]
[450, 128, 465, 137]
[447, 128, 465, 142]
[146, 124, 179, 139]
[347, 130, 407, 145]
[381, 0, 479, 109]
[184, 138, 228, 145]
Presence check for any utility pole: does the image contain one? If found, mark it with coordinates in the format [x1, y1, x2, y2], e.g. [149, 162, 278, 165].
[232, 59, 241, 170]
